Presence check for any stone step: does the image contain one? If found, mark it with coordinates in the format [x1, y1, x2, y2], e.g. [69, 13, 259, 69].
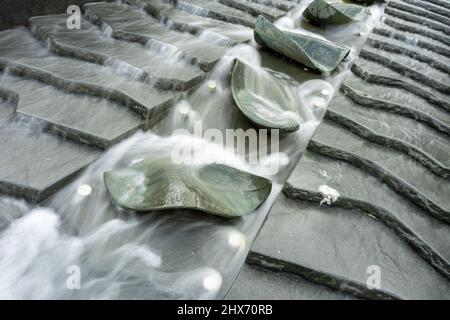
[372, 27, 450, 60]
[361, 46, 450, 87]
[28, 14, 204, 90]
[343, 73, 450, 127]
[398, 0, 450, 18]
[226, 264, 357, 300]
[312, 120, 450, 224]
[0, 28, 182, 124]
[0, 73, 143, 150]
[385, 6, 450, 36]
[382, 15, 450, 48]
[352, 59, 450, 111]
[286, 151, 450, 274]
[249, 193, 450, 299]
[329, 93, 450, 172]
[356, 51, 450, 97]
[367, 34, 450, 74]
[0, 94, 99, 202]
[389, 0, 450, 26]
[83, 1, 227, 71]
[174, 0, 257, 28]
[249, 0, 295, 12]
[218, 0, 286, 21]
[425, 0, 450, 11]
[134, 0, 253, 45]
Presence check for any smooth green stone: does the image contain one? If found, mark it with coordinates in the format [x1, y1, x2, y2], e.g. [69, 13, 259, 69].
[254, 16, 350, 72]
[231, 59, 300, 134]
[304, 0, 367, 25]
[104, 160, 272, 218]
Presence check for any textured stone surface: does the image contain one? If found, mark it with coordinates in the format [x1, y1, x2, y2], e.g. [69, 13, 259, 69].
[1, 0, 448, 300]
[0, 96, 99, 201]
[1, 74, 143, 149]
[29, 14, 204, 89]
[83, 1, 228, 70]
[250, 194, 450, 299]
[137, 0, 253, 44]
[286, 151, 450, 276]
[237, 0, 450, 300]
[175, 0, 257, 28]
[227, 264, 357, 300]
[0, 28, 181, 123]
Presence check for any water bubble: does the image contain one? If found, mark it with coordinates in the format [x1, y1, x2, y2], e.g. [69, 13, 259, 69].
[321, 89, 330, 96]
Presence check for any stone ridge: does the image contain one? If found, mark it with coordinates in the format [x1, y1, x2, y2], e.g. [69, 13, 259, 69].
[237, 0, 450, 299]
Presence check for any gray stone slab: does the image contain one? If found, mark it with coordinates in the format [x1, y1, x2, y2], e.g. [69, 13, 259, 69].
[250, 193, 450, 299]
[137, 0, 253, 44]
[374, 25, 450, 58]
[0, 28, 181, 121]
[29, 14, 204, 89]
[312, 120, 450, 221]
[287, 151, 450, 269]
[398, 0, 450, 17]
[226, 264, 356, 300]
[0, 95, 99, 201]
[1, 74, 143, 149]
[218, 0, 286, 21]
[362, 45, 450, 85]
[83, 2, 227, 70]
[369, 32, 450, 69]
[383, 15, 450, 48]
[354, 57, 449, 107]
[329, 93, 450, 169]
[343, 73, 450, 126]
[388, 0, 450, 27]
[175, 0, 257, 28]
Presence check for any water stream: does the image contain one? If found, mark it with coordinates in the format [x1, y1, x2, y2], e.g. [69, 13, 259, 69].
[0, 0, 382, 299]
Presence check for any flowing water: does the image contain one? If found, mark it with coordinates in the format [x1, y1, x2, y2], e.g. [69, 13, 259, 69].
[0, 0, 383, 299]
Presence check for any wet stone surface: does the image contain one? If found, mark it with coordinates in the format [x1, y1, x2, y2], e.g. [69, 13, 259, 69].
[239, 0, 450, 300]
[0, 0, 448, 300]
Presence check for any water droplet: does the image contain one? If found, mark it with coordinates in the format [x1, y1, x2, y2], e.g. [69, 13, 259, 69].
[77, 184, 92, 196]
[321, 89, 330, 96]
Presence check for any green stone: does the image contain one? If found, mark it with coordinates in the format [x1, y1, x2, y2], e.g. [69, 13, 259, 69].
[254, 16, 350, 72]
[231, 59, 301, 134]
[304, 0, 367, 26]
[104, 160, 272, 218]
